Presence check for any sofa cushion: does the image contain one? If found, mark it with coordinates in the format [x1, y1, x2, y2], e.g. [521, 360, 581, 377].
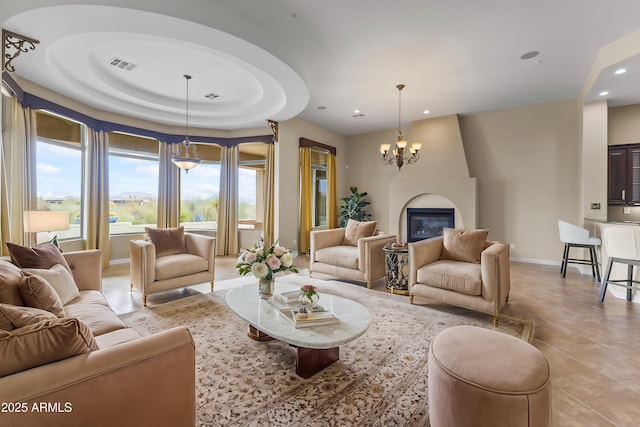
[0, 260, 25, 306]
[145, 226, 186, 257]
[315, 245, 359, 270]
[0, 304, 57, 330]
[64, 291, 126, 336]
[155, 253, 208, 281]
[0, 317, 98, 378]
[94, 327, 142, 349]
[5, 242, 72, 274]
[417, 260, 482, 296]
[19, 274, 65, 318]
[440, 228, 489, 264]
[23, 264, 79, 305]
[343, 219, 377, 246]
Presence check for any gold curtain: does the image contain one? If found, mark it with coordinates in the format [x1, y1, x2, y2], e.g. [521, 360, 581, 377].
[0, 98, 35, 251]
[157, 141, 180, 228]
[262, 142, 275, 248]
[84, 128, 110, 267]
[327, 152, 337, 229]
[299, 146, 312, 254]
[216, 145, 239, 255]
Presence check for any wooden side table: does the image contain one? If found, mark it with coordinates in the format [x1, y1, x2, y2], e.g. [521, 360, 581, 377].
[382, 244, 409, 295]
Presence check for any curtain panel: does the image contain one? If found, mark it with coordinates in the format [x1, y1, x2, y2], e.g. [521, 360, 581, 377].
[0, 98, 35, 251]
[84, 129, 110, 267]
[262, 142, 275, 248]
[327, 152, 337, 229]
[216, 145, 239, 255]
[299, 146, 312, 254]
[158, 141, 180, 228]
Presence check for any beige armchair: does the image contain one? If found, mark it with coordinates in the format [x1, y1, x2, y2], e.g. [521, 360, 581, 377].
[309, 221, 397, 288]
[408, 230, 510, 326]
[130, 227, 215, 306]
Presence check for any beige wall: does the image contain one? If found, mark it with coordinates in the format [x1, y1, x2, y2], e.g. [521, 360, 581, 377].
[346, 114, 475, 239]
[459, 100, 581, 262]
[582, 101, 608, 222]
[276, 117, 348, 252]
[609, 104, 640, 145]
[346, 102, 583, 262]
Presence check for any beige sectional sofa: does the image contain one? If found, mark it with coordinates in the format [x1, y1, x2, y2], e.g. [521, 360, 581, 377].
[0, 249, 195, 427]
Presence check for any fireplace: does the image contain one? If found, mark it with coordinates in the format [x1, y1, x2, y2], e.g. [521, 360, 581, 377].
[407, 208, 455, 242]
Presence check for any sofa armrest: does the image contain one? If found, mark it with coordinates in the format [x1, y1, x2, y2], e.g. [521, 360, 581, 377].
[408, 237, 444, 287]
[480, 242, 511, 305]
[63, 250, 103, 292]
[129, 240, 156, 291]
[0, 326, 195, 427]
[185, 233, 216, 274]
[310, 228, 346, 264]
[359, 234, 398, 280]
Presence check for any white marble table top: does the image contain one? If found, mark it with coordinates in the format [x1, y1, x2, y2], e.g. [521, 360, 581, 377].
[225, 276, 371, 349]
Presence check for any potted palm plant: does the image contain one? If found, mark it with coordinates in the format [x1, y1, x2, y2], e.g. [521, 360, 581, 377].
[338, 187, 371, 227]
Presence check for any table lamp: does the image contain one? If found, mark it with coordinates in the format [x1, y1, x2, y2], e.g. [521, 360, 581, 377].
[23, 210, 70, 246]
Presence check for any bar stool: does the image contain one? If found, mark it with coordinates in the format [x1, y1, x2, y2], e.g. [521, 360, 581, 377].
[599, 226, 640, 302]
[558, 220, 601, 282]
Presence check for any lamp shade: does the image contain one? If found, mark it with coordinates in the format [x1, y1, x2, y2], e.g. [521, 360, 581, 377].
[24, 211, 70, 233]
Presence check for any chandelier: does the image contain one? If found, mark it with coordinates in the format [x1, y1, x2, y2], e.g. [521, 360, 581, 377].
[171, 74, 201, 172]
[379, 84, 421, 170]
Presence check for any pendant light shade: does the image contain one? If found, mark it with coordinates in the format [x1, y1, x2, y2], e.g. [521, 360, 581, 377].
[172, 74, 201, 172]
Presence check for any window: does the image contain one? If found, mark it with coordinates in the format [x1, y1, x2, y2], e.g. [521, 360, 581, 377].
[35, 111, 82, 240]
[180, 143, 221, 231]
[311, 148, 329, 228]
[238, 143, 267, 230]
[108, 132, 159, 234]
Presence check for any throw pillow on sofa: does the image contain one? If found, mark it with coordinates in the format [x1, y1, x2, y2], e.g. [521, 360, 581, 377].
[0, 261, 26, 307]
[145, 226, 187, 257]
[342, 219, 377, 246]
[0, 304, 57, 330]
[440, 228, 489, 264]
[23, 264, 79, 305]
[0, 317, 98, 377]
[5, 242, 72, 274]
[18, 274, 65, 317]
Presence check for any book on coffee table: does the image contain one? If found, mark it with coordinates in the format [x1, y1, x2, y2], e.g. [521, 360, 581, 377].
[279, 309, 340, 328]
[277, 290, 300, 304]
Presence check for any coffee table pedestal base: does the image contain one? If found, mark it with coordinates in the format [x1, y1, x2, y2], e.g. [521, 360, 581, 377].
[248, 325, 274, 341]
[296, 346, 339, 379]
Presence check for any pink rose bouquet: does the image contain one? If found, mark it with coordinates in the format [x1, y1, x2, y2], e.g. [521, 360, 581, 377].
[236, 238, 298, 280]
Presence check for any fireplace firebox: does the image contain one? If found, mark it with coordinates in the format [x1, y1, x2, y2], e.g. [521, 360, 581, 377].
[407, 208, 454, 242]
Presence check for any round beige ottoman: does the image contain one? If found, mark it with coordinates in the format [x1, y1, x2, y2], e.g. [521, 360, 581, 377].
[428, 325, 552, 427]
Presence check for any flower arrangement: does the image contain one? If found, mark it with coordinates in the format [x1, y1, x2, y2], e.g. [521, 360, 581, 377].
[300, 284, 318, 302]
[236, 238, 298, 280]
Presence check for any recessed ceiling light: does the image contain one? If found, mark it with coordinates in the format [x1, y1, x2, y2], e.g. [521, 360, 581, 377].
[354, 109, 360, 114]
[615, 68, 627, 75]
[423, 110, 430, 115]
[520, 50, 539, 60]
[599, 91, 609, 96]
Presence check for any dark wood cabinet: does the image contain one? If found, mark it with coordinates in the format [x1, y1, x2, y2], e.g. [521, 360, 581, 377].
[608, 144, 640, 205]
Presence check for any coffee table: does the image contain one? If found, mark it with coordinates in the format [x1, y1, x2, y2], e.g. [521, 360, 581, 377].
[225, 276, 371, 378]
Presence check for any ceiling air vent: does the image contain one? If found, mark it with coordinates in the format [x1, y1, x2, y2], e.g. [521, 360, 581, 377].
[109, 57, 138, 71]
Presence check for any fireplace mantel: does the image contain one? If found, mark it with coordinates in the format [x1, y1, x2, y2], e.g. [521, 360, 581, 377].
[388, 178, 477, 242]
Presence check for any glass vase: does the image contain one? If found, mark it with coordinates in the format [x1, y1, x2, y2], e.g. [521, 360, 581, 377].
[258, 276, 274, 299]
[299, 291, 319, 311]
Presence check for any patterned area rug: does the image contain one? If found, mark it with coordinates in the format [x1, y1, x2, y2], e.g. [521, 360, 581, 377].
[119, 275, 534, 427]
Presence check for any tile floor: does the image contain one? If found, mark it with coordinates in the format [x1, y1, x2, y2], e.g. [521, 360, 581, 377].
[102, 256, 640, 426]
